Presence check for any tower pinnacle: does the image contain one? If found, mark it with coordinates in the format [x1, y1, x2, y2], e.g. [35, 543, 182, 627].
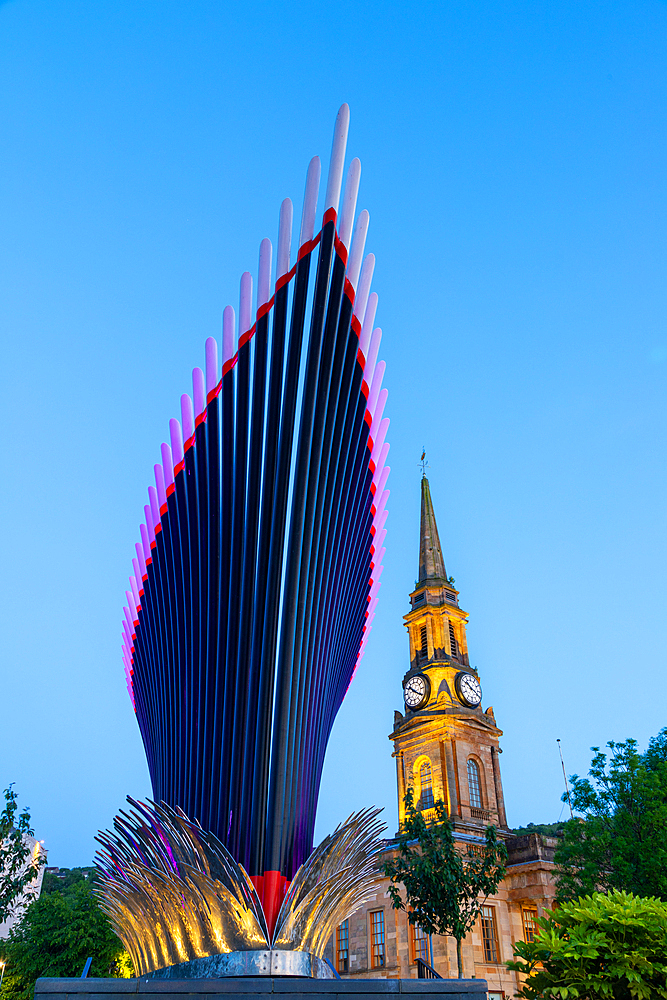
[419, 476, 447, 584]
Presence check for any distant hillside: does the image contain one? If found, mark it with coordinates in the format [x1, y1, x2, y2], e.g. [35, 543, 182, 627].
[42, 866, 95, 895]
[510, 821, 565, 838]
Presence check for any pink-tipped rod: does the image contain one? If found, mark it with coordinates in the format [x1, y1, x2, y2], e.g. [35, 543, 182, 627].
[154, 466, 167, 510]
[369, 389, 389, 446]
[372, 443, 390, 488]
[299, 157, 321, 251]
[370, 417, 390, 468]
[359, 292, 378, 359]
[376, 508, 388, 533]
[364, 331, 383, 388]
[135, 538, 147, 576]
[277, 199, 293, 280]
[192, 367, 205, 418]
[170, 419, 184, 470]
[147, 492, 159, 535]
[352, 252, 374, 324]
[324, 103, 350, 216]
[122, 618, 132, 647]
[366, 362, 386, 420]
[222, 306, 235, 370]
[346, 212, 370, 292]
[181, 394, 194, 444]
[258, 239, 272, 309]
[338, 158, 361, 250]
[123, 605, 134, 634]
[374, 465, 390, 498]
[205, 338, 219, 396]
[126, 590, 138, 623]
[239, 271, 253, 340]
[160, 445, 174, 490]
[373, 528, 387, 552]
[373, 547, 386, 568]
[131, 563, 142, 600]
[373, 488, 390, 520]
[139, 524, 151, 561]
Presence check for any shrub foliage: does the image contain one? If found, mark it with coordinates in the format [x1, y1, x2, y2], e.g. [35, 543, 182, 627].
[507, 890, 667, 999]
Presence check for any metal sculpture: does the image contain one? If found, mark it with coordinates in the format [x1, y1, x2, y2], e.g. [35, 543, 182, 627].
[96, 800, 386, 977]
[114, 104, 389, 944]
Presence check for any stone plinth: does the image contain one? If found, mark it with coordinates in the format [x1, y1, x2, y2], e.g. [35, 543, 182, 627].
[35, 977, 488, 1000]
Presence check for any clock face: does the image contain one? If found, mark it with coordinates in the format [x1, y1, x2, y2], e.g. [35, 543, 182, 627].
[403, 673, 430, 710]
[455, 671, 482, 708]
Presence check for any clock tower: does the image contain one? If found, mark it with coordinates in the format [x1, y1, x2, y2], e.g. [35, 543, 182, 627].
[390, 475, 509, 838]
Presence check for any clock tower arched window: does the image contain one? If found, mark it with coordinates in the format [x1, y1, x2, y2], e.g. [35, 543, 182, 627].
[419, 624, 428, 663]
[419, 760, 434, 809]
[467, 758, 482, 809]
[448, 620, 458, 659]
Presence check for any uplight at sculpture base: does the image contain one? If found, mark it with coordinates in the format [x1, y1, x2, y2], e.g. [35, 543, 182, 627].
[95, 799, 386, 979]
[145, 950, 336, 980]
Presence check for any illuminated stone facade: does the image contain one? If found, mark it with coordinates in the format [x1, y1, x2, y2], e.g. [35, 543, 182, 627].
[326, 477, 557, 997]
[0, 835, 46, 940]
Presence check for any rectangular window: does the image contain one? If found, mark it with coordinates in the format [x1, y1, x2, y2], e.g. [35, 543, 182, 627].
[336, 919, 349, 973]
[370, 910, 385, 968]
[409, 920, 429, 964]
[522, 907, 538, 943]
[445, 591, 457, 604]
[413, 591, 426, 606]
[480, 906, 499, 963]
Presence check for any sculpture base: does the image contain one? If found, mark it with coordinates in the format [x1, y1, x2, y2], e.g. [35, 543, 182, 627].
[35, 977, 489, 999]
[146, 951, 335, 980]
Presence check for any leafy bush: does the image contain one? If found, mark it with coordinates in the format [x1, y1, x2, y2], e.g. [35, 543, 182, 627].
[0, 877, 131, 1000]
[507, 890, 667, 999]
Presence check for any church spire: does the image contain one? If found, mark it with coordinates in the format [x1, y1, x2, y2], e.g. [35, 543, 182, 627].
[419, 475, 447, 584]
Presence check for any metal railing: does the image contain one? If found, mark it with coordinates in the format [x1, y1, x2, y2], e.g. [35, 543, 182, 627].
[416, 957, 442, 979]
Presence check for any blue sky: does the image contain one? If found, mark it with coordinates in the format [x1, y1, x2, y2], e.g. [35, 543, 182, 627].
[2, 0, 667, 865]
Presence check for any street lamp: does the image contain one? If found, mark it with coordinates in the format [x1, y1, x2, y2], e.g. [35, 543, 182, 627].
[0, 960, 6, 992]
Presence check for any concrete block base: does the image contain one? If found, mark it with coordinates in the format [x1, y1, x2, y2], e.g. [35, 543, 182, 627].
[35, 976, 488, 1000]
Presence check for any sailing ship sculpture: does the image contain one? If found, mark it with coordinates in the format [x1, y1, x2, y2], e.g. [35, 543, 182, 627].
[96, 105, 390, 976]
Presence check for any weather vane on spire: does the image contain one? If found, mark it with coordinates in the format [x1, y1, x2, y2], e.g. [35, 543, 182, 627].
[419, 449, 429, 477]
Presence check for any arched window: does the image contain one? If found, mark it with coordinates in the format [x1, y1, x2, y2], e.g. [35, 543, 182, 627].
[420, 760, 434, 809]
[449, 620, 458, 658]
[467, 759, 482, 809]
[419, 624, 428, 663]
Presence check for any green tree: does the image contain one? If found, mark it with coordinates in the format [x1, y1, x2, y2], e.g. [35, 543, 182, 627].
[507, 890, 667, 999]
[0, 786, 45, 926]
[384, 788, 507, 978]
[0, 877, 131, 1000]
[555, 731, 667, 901]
